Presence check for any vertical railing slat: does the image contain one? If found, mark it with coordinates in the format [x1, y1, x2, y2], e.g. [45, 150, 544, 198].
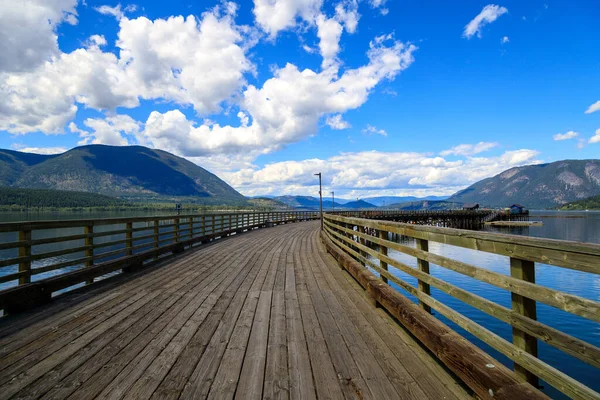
[126, 222, 133, 256]
[416, 238, 431, 313]
[85, 225, 93, 285]
[154, 219, 159, 260]
[379, 229, 388, 284]
[510, 257, 539, 387]
[18, 229, 31, 285]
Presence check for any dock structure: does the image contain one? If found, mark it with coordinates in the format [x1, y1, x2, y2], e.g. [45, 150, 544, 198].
[335, 209, 530, 229]
[0, 211, 598, 399]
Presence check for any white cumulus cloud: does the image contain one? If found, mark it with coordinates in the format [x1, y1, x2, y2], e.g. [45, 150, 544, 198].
[0, 6, 252, 134]
[0, 0, 78, 73]
[589, 129, 600, 144]
[136, 36, 416, 157]
[463, 4, 508, 39]
[253, 0, 323, 37]
[225, 149, 541, 197]
[585, 100, 600, 114]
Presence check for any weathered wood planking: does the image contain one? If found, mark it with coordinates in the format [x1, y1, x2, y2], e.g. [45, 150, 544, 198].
[0, 220, 471, 400]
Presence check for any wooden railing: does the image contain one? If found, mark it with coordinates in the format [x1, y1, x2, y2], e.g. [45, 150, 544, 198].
[0, 211, 319, 314]
[322, 213, 600, 400]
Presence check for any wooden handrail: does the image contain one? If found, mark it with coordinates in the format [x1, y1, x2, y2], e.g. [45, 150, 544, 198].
[323, 213, 600, 400]
[0, 211, 319, 314]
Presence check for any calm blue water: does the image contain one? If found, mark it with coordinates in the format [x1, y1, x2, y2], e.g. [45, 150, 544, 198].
[372, 210, 600, 399]
[0, 210, 598, 398]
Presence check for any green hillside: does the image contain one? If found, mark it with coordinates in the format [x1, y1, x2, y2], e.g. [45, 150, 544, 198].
[0, 187, 126, 209]
[557, 195, 600, 210]
[0, 145, 248, 206]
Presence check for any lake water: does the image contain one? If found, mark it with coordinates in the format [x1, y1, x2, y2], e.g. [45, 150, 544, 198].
[0, 209, 598, 398]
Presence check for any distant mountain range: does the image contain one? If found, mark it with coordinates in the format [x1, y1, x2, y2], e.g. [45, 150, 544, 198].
[448, 159, 600, 209]
[0, 145, 246, 206]
[273, 195, 376, 210]
[2, 146, 597, 211]
[330, 195, 448, 206]
[387, 200, 463, 211]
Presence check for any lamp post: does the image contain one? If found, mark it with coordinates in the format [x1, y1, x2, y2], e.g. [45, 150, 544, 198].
[331, 191, 335, 212]
[314, 173, 323, 230]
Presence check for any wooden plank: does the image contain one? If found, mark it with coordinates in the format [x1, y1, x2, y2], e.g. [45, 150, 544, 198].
[298, 236, 369, 399]
[40, 237, 257, 400]
[205, 236, 281, 398]
[0, 245, 212, 366]
[59, 235, 259, 400]
[236, 233, 291, 400]
[303, 232, 401, 400]
[121, 249, 258, 399]
[176, 237, 277, 399]
[143, 235, 275, 400]
[11, 251, 219, 400]
[313, 233, 466, 399]
[321, 231, 550, 400]
[92, 239, 256, 400]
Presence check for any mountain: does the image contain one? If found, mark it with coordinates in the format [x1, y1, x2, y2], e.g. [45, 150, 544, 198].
[0, 145, 247, 205]
[388, 200, 463, 211]
[362, 196, 449, 207]
[342, 199, 377, 209]
[247, 197, 291, 210]
[557, 195, 600, 210]
[273, 195, 375, 210]
[328, 196, 448, 206]
[448, 159, 600, 209]
[274, 195, 345, 210]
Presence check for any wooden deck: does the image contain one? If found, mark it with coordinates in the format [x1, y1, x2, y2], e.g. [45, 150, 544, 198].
[0, 221, 469, 400]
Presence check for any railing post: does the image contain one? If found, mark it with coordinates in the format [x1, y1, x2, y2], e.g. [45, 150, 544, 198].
[510, 257, 539, 387]
[202, 215, 206, 237]
[416, 238, 431, 313]
[18, 229, 31, 285]
[358, 225, 366, 265]
[379, 229, 388, 284]
[84, 225, 93, 285]
[174, 217, 180, 243]
[126, 222, 133, 256]
[189, 217, 194, 241]
[212, 215, 216, 236]
[154, 219, 159, 260]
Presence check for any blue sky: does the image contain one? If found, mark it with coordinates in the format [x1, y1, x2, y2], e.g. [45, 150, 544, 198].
[1, 0, 599, 197]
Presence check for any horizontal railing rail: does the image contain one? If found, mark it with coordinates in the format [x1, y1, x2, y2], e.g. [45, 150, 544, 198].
[0, 211, 319, 314]
[323, 213, 600, 400]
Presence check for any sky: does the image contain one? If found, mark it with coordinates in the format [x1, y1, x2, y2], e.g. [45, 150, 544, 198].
[0, 0, 599, 199]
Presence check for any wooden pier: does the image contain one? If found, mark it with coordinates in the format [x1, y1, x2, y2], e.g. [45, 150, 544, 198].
[335, 209, 530, 229]
[0, 211, 598, 399]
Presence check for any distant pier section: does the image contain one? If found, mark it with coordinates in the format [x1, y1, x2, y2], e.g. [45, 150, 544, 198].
[335, 208, 530, 229]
